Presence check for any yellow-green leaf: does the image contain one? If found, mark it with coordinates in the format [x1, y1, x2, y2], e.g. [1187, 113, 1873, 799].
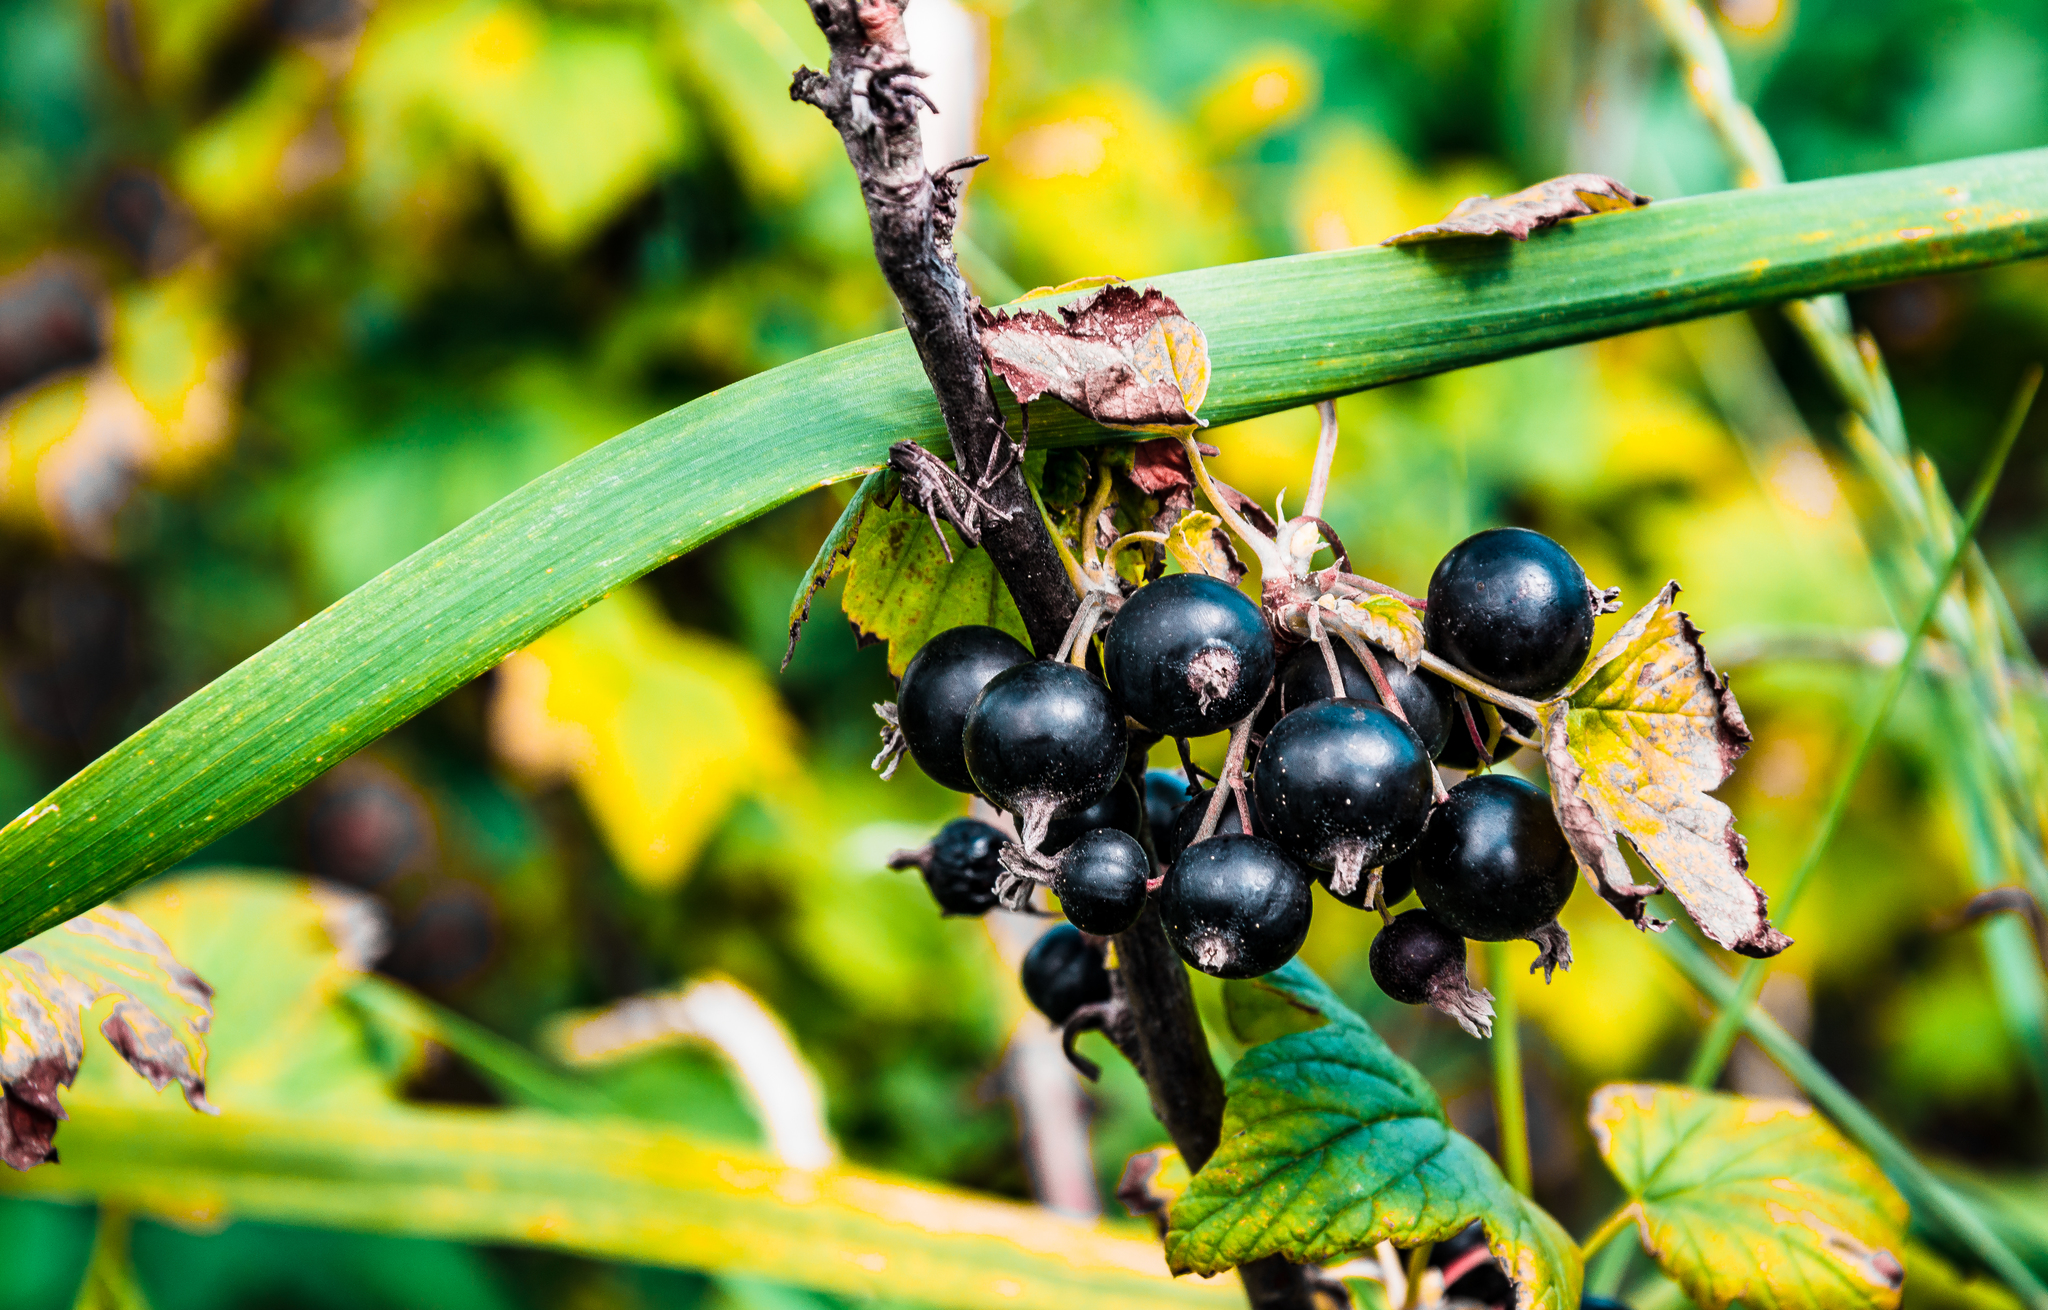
[1165, 510, 1242, 582]
[785, 469, 884, 670]
[1167, 962, 1580, 1310]
[1589, 1083, 1908, 1310]
[0, 902, 214, 1169]
[488, 586, 799, 890]
[1327, 593, 1425, 669]
[839, 488, 1031, 676]
[1539, 582, 1790, 956]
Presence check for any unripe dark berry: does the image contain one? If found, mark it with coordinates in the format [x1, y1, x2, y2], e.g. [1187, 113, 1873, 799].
[1252, 700, 1434, 902]
[897, 626, 1031, 792]
[1425, 527, 1597, 701]
[1396, 773, 1575, 941]
[888, 818, 1007, 915]
[1145, 769, 1196, 840]
[1370, 908, 1465, 1004]
[1051, 828, 1151, 934]
[1160, 834, 1312, 979]
[1043, 774, 1142, 856]
[1158, 785, 1263, 871]
[1103, 573, 1276, 737]
[964, 661, 1127, 850]
[1275, 641, 1456, 758]
[1021, 922, 1111, 1025]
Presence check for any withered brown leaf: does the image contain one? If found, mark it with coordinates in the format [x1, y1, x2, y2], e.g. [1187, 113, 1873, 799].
[1383, 174, 1650, 245]
[975, 283, 1210, 432]
[1540, 582, 1791, 958]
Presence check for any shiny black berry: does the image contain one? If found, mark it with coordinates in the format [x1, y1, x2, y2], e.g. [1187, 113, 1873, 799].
[1275, 641, 1456, 758]
[1051, 828, 1151, 934]
[897, 625, 1031, 792]
[1252, 700, 1434, 901]
[1425, 527, 1597, 701]
[1397, 773, 1575, 941]
[1103, 573, 1276, 737]
[1145, 769, 1196, 839]
[888, 818, 1008, 915]
[1158, 785, 1263, 870]
[964, 661, 1127, 849]
[1370, 908, 1467, 1004]
[1021, 923, 1112, 1025]
[1043, 774, 1142, 856]
[1160, 835, 1312, 979]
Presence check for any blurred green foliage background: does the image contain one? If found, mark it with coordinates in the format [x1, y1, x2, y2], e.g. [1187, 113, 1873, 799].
[0, 0, 2046, 1305]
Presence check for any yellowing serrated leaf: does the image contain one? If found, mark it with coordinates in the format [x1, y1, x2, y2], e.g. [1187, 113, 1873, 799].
[1540, 582, 1790, 957]
[490, 587, 798, 890]
[1384, 173, 1650, 244]
[1329, 593, 1424, 668]
[1165, 510, 1242, 582]
[0, 904, 214, 1169]
[838, 491, 1031, 676]
[1589, 1084, 1907, 1310]
[976, 283, 1210, 432]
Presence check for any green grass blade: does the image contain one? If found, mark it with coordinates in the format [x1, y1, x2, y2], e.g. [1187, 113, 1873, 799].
[6, 150, 2048, 948]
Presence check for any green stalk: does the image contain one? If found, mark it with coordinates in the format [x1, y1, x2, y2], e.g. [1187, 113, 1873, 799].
[1485, 940, 1533, 1195]
[1685, 368, 2039, 1086]
[1658, 930, 2048, 1310]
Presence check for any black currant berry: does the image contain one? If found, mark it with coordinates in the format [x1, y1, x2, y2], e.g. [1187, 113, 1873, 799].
[1425, 527, 1597, 701]
[1042, 774, 1142, 856]
[1051, 828, 1151, 934]
[1434, 698, 1535, 771]
[897, 625, 1032, 792]
[1158, 785, 1263, 870]
[1582, 1299, 1634, 1310]
[1275, 641, 1456, 758]
[1252, 700, 1434, 903]
[1103, 572, 1276, 737]
[964, 661, 1127, 850]
[1369, 908, 1493, 1035]
[1021, 922, 1112, 1025]
[1396, 773, 1575, 941]
[1160, 835, 1312, 979]
[887, 817, 1009, 915]
[1145, 769, 1195, 839]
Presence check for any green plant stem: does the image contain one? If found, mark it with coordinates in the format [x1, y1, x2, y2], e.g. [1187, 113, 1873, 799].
[1577, 1204, 1636, 1262]
[1484, 940, 1533, 1196]
[1401, 1241, 1433, 1310]
[346, 976, 620, 1117]
[1684, 366, 2040, 1087]
[1657, 930, 2048, 1310]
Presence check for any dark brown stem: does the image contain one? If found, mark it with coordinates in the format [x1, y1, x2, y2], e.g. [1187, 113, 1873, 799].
[792, 8, 1311, 1306]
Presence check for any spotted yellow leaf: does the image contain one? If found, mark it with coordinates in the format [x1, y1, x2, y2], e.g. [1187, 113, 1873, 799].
[1590, 1084, 1907, 1310]
[1165, 510, 1243, 583]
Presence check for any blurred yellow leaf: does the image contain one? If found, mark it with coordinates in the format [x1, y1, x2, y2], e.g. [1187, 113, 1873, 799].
[1287, 126, 1497, 253]
[349, 0, 692, 250]
[490, 587, 799, 889]
[1195, 45, 1319, 154]
[174, 52, 340, 229]
[667, 0, 840, 202]
[117, 0, 264, 98]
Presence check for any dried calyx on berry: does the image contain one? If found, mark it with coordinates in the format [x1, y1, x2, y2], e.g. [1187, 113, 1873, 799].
[889, 817, 1009, 916]
[1253, 699, 1435, 908]
[1104, 572, 1275, 737]
[1160, 834, 1312, 979]
[1368, 908, 1494, 1036]
[892, 625, 1031, 791]
[964, 660, 1127, 851]
[1392, 773, 1576, 979]
[1021, 922, 1112, 1025]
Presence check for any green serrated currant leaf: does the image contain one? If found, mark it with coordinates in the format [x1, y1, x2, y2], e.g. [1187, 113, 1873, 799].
[838, 489, 1031, 677]
[784, 469, 884, 670]
[1589, 1084, 1908, 1310]
[1539, 581, 1789, 957]
[1168, 962, 1580, 1310]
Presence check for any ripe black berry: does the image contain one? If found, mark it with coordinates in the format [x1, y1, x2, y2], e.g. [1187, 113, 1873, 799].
[1252, 700, 1434, 903]
[1145, 769, 1195, 839]
[1275, 641, 1456, 758]
[1103, 572, 1276, 737]
[1396, 773, 1576, 941]
[1160, 835, 1312, 979]
[1425, 527, 1597, 701]
[964, 661, 1127, 850]
[1158, 785, 1262, 871]
[1042, 774, 1142, 856]
[1369, 908, 1493, 1035]
[1021, 922, 1112, 1024]
[897, 625, 1031, 792]
[1051, 828, 1151, 934]
[888, 818, 1008, 915]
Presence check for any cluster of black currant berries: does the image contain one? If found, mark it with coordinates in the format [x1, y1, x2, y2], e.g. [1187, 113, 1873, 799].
[886, 527, 1604, 1035]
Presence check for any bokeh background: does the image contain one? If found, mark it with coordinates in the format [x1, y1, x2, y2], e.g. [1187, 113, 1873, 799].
[1, 0, 2046, 1305]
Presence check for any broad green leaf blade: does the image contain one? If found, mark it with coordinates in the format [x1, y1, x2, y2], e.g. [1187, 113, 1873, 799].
[1589, 1083, 1909, 1310]
[785, 468, 885, 669]
[8, 149, 2048, 949]
[0, 904, 215, 1168]
[1169, 962, 1581, 1310]
[840, 489, 1031, 676]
